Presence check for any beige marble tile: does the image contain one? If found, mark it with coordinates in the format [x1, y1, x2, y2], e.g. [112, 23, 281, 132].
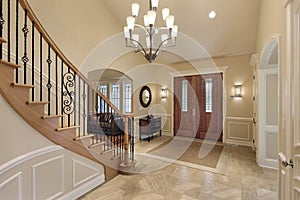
[80, 137, 278, 200]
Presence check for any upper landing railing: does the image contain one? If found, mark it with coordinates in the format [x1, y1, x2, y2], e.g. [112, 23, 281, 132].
[0, 0, 135, 164]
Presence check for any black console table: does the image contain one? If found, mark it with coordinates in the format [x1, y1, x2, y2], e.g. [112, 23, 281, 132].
[139, 116, 162, 142]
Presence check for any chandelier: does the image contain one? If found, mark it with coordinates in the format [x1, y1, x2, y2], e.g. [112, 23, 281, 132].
[123, 0, 178, 63]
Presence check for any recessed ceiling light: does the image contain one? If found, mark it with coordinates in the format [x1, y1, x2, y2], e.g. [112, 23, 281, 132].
[209, 10, 216, 19]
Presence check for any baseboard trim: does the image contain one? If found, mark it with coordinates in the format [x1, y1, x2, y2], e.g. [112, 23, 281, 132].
[224, 138, 253, 147]
[58, 174, 105, 200]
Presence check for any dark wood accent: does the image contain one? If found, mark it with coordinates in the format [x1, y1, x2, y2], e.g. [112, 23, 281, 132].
[174, 73, 223, 141]
[139, 116, 161, 142]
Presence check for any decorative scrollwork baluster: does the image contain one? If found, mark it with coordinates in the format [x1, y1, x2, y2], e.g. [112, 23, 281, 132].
[62, 72, 75, 120]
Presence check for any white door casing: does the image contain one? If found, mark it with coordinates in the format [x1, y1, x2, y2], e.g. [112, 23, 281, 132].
[257, 36, 280, 169]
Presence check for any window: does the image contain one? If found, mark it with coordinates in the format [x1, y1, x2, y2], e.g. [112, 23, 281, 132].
[182, 80, 188, 112]
[123, 82, 132, 114]
[205, 78, 212, 112]
[98, 84, 107, 112]
[110, 83, 120, 110]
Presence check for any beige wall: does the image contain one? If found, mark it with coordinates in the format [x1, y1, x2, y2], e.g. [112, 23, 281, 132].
[28, 0, 122, 67]
[255, 0, 286, 55]
[0, 95, 105, 199]
[253, 0, 287, 168]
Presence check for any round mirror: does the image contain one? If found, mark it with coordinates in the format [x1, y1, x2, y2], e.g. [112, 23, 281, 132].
[139, 86, 152, 108]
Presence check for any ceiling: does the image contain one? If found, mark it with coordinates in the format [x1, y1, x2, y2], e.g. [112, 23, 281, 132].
[103, 0, 261, 62]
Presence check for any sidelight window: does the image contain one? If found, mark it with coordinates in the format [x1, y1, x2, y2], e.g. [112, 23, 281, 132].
[98, 84, 107, 112]
[182, 80, 188, 112]
[110, 83, 120, 110]
[123, 82, 132, 114]
[205, 78, 212, 112]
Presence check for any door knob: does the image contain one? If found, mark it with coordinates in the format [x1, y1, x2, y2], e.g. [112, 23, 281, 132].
[279, 152, 294, 168]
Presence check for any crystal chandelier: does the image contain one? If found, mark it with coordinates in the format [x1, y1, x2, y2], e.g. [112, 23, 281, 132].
[123, 0, 178, 63]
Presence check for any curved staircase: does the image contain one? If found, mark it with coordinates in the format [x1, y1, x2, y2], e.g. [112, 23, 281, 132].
[0, 0, 135, 181]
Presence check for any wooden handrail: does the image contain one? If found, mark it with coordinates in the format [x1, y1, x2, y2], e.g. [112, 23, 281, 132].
[18, 0, 128, 117]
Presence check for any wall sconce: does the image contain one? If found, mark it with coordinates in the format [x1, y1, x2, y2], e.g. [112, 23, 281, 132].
[161, 88, 167, 99]
[231, 84, 242, 99]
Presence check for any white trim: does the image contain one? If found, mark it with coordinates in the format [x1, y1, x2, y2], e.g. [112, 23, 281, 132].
[72, 159, 100, 188]
[0, 145, 63, 174]
[57, 174, 104, 200]
[223, 138, 253, 147]
[32, 155, 64, 200]
[228, 122, 251, 141]
[225, 117, 253, 121]
[0, 171, 22, 200]
[170, 66, 229, 77]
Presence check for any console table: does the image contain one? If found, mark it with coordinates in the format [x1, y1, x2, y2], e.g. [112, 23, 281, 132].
[139, 116, 162, 142]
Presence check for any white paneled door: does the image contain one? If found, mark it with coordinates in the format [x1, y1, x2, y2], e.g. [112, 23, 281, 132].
[280, 0, 300, 199]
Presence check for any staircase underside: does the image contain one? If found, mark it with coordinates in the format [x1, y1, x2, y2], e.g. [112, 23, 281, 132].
[0, 60, 119, 181]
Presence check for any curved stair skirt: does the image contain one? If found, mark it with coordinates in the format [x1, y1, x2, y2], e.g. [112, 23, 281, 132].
[0, 60, 133, 181]
[0, 145, 105, 200]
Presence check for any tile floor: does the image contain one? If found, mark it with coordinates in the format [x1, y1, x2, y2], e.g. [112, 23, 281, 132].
[80, 136, 277, 200]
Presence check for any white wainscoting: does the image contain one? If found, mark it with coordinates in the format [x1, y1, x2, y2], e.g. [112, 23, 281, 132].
[224, 117, 253, 147]
[0, 145, 105, 200]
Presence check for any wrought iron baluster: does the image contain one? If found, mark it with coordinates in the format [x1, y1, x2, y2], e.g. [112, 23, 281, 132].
[46, 43, 52, 115]
[63, 67, 74, 128]
[99, 97, 103, 142]
[78, 78, 81, 137]
[7, 0, 10, 62]
[22, 9, 29, 84]
[31, 21, 34, 101]
[74, 74, 76, 126]
[39, 32, 42, 101]
[82, 82, 86, 136]
[55, 54, 58, 115]
[15, 0, 18, 83]
[0, 0, 4, 60]
[61, 61, 64, 128]
[131, 117, 134, 161]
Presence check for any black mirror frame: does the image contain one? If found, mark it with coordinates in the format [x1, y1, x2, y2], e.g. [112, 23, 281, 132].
[139, 85, 152, 108]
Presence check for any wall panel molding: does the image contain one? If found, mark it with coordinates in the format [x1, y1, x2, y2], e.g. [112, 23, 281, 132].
[0, 145, 63, 174]
[225, 117, 253, 146]
[0, 172, 22, 200]
[72, 159, 100, 187]
[32, 155, 64, 200]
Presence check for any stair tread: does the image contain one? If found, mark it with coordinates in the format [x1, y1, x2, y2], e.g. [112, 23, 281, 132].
[42, 114, 63, 119]
[56, 126, 80, 131]
[11, 83, 35, 88]
[26, 101, 48, 105]
[74, 134, 94, 141]
[0, 38, 7, 43]
[0, 59, 21, 68]
[89, 141, 106, 148]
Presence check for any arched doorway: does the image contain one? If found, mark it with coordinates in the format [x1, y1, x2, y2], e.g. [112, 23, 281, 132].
[257, 38, 279, 169]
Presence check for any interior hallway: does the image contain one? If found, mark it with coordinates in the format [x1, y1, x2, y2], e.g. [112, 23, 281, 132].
[80, 136, 277, 200]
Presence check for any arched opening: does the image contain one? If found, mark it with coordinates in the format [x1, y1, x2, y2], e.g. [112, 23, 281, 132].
[257, 38, 279, 169]
[88, 69, 133, 114]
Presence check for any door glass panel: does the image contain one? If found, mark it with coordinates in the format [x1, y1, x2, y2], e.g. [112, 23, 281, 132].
[182, 80, 188, 112]
[205, 78, 212, 112]
[266, 74, 278, 125]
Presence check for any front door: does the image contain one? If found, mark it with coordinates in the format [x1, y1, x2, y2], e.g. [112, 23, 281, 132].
[174, 76, 198, 138]
[173, 74, 223, 141]
[279, 1, 300, 199]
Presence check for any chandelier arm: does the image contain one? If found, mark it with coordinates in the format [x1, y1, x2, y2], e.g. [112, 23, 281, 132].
[127, 37, 148, 56]
[153, 36, 174, 56]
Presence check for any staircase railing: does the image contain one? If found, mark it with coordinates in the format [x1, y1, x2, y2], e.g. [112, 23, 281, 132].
[0, 0, 135, 166]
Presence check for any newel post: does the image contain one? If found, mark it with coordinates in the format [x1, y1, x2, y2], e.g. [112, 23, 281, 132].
[123, 116, 129, 165]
